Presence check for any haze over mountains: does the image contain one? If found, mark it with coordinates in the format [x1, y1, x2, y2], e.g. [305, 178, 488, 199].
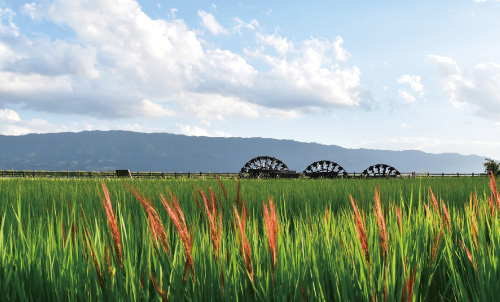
[0, 131, 487, 173]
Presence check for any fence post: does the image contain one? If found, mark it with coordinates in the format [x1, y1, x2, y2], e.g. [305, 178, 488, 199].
[472, 173, 474, 177]
[457, 173, 459, 177]
[174, 172, 177, 179]
[442, 173, 444, 177]
[188, 172, 191, 178]
[200, 172, 203, 178]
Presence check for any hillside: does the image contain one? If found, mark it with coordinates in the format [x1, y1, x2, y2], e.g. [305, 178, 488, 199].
[0, 131, 487, 173]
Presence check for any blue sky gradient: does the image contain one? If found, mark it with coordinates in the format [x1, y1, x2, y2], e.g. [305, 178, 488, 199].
[0, 0, 499, 162]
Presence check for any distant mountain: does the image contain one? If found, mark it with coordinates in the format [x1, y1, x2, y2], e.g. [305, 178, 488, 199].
[0, 130, 487, 173]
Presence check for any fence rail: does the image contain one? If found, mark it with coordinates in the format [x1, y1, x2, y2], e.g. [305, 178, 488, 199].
[0, 170, 489, 179]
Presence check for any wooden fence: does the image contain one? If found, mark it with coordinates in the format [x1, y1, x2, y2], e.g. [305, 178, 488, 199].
[0, 170, 489, 179]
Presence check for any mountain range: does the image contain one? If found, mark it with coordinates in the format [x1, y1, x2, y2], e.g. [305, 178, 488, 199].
[0, 130, 487, 173]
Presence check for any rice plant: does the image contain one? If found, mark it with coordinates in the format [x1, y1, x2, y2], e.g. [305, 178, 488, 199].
[0, 175, 498, 301]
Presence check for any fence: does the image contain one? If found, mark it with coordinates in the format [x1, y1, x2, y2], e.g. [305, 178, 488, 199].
[0, 170, 489, 179]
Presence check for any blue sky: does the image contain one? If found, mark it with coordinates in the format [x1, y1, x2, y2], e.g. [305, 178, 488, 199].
[1, 0, 499, 162]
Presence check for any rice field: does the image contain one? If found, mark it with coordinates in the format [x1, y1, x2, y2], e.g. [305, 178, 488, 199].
[0, 175, 499, 301]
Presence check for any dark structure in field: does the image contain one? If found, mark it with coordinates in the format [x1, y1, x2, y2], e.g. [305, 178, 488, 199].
[240, 156, 300, 178]
[361, 164, 400, 177]
[303, 160, 348, 178]
[115, 169, 132, 178]
[240, 156, 400, 178]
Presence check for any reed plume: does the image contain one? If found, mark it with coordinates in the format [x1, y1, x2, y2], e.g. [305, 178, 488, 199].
[395, 206, 402, 234]
[459, 239, 476, 272]
[160, 191, 195, 283]
[350, 195, 370, 267]
[150, 272, 168, 302]
[84, 227, 104, 291]
[263, 197, 278, 282]
[489, 171, 500, 210]
[441, 201, 451, 230]
[61, 217, 66, 246]
[128, 186, 170, 256]
[197, 187, 223, 262]
[100, 181, 122, 268]
[234, 204, 254, 284]
[372, 189, 387, 259]
[429, 187, 440, 214]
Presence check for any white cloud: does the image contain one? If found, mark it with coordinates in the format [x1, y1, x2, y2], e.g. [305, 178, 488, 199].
[428, 55, 500, 121]
[247, 36, 362, 110]
[264, 108, 300, 119]
[0, 0, 364, 123]
[137, 99, 175, 117]
[178, 93, 260, 120]
[0, 108, 69, 135]
[398, 89, 416, 103]
[0, 108, 20, 121]
[197, 10, 227, 35]
[256, 33, 293, 55]
[232, 17, 259, 33]
[397, 75, 424, 97]
[332, 36, 351, 61]
[175, 124, 231, 137]
[0, 8, 18, 37]
[400, 123, 414, 129]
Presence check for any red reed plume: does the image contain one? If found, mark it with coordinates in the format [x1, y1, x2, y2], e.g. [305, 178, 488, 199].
[128, 186, 170, 256]
[350, 195, 370, 267]
[372, 189, 387, 259]
[100, 181, 122, 268]
[234, 204, 254, 284]
[160, 191, 195, 283]
[263, 197, 279, 282]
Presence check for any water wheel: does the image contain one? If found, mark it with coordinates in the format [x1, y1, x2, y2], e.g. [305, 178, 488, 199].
[362, 164, 400, 177]
[303, 160, 348, 178]
[240, 156, 289, 178]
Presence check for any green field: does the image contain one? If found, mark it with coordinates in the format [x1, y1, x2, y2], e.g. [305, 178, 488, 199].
[0, 176, 499, 301]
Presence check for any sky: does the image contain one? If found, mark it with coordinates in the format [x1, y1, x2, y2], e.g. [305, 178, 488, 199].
[0, 0, 500, 160]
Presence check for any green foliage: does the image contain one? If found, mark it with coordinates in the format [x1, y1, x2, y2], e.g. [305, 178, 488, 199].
[0, 176, 498, 301]
[483, 158, 500, 176]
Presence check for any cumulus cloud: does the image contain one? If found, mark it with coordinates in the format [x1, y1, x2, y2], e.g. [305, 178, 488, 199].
[0, 108, 68, 135]
[396, 74, 424, 103]
[397, 75, 424, 97]
[247, 36, 362, 110]
[428, 55, 500, 121]
[398, 89, 416, 103]
[332, 36, 351, 61]
[0, 108, 20, 121]
[197, 10, 227, 35]
[232, 17, 259, 33]
[256, 33, 293, 55]
[0, 0, 365, 123]
[178, 93, 260, 120]
[175, 124, 231, 137]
